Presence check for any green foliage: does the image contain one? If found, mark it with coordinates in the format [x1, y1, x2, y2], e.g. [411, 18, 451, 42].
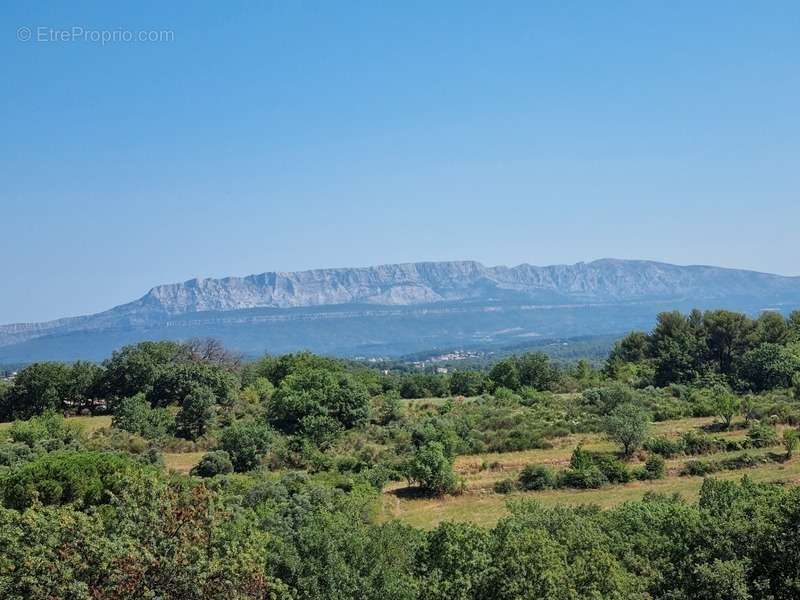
[218, 421, 273, 472]
[268, 367, 369, 435]
[148, 361, 239, 407]
[709, 385, 740, 429]
[2, 361, 100, 420]
[783, 429, 799, 458]
[111, 392, 175, 439]
[405, 442, 460, 496]
[518, 464, 557, 490]
[99, 340, 189, 399]
[493, 478, 516, 494]
[747, 422, 778, 448]
[448, 370, 488, 396]
[7, 411, 83, 451]
[191, 450, 234, 477]
[0, 451, 148, 509]
[605, 402, 650, 457]
[175, 386, 217, 440]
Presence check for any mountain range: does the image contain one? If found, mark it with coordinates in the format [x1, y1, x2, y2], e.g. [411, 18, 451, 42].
[2, 259, 799, 363]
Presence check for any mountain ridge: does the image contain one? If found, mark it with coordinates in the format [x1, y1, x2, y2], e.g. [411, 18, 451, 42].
[2, 258, 799, 362]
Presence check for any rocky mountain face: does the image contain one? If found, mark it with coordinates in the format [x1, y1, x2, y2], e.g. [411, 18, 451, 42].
[2, 259, 799, 362]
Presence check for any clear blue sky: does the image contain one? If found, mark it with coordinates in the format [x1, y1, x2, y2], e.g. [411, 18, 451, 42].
[2, 1, 799, 323]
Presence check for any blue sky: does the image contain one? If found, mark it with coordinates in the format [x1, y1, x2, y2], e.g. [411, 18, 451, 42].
[2, 1, 799, 323]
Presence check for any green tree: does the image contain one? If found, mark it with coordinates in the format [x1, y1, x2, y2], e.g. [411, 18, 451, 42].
[111, 393, 175, 439]
[406, 442, 459, 496]
[737, 343, 800, 392]
[175, 386, 216, 440]
[98, 340, 188, 400]
[449, 370, 487, 396]
[6, 362, 72, 418]
[419, 521, 491, 600]
[605, 402, 650, 457]
[489, 359, 521, 391]
[267, 368, 369, 434]
[709, 386, 740, 429]
[218, 421, 273, 472]
[148, 361, 239, 407]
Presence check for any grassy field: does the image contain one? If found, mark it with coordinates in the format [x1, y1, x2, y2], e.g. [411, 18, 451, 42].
[380, 415, 798, 529]
[0, 414, 112, 434]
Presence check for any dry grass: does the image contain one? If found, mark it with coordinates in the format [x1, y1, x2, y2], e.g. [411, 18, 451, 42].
[164, 451, 205, 473]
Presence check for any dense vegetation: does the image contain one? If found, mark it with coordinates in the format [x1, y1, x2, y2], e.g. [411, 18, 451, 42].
[1, 308, 800, 599]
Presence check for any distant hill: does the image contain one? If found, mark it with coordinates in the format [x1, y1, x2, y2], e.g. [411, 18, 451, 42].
[2, 259, 799, 362]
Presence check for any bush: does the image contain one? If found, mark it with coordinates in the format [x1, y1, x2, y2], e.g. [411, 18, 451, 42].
[218, 421, 273, 472]
[0, 451, 147, 510]
[518, 464, 557, 491]
[112, 393, 175, 439]
[747, 422, 779, 448]
[8, 412, 83, 451]
[190, 450, 234, 477]
[642, 454, 666, 480]
[559, 465, 608, 489]
[494, 478, 516, 494]
[592, 454, 632, 484]
[644, 436, 684, 458]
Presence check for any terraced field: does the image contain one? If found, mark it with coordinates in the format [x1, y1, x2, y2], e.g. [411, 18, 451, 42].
[381, 416, 800, 528]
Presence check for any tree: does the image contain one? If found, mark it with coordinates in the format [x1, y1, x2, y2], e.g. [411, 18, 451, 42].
[5, 362, 72, 418]
[489, 359, 520, 391]
[148, 362, 239, 407]
[218, 421, 273, 472]
[406, 442, 459, 496]
[419, 521, 491, 600]
[709, 386, 740, 429]
[737, 343, 800, 392]
[449, 371, 487, 396]
[98, 341, 189, 400]
[516, 353, 560, 391]
[175, 387, 216, 440]
[111, 393, 175, 439]
[267, 367, 369, 434]
[605, 402, 650, 457]
[783, 429, 799, 459]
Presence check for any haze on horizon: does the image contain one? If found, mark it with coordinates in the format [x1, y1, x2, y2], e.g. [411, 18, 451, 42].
[3, 2, 799, 323]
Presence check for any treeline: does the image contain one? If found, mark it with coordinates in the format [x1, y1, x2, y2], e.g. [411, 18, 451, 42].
[607, 309, 800, 390]
[1, 463, 800, 599]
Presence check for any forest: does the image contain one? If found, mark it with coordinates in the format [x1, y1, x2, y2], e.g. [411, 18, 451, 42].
[1, 308, 800, 599]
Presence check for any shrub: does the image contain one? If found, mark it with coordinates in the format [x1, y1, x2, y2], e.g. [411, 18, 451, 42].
[643, 454, 666, 479]
[0, 442, 35, 467]
[681, 460, 715, 477]
[592, 454, 632, 484]
[747, 422, 779, 448]
[783, 429, 799, 458]
[190, 450, 234, 477]
[518, 464, 557, 491]
[8, 412, 83, 451]
[494, 479, 516, 494]
[218, 421, 273, 472]
[559, 465, 608, 489]
[644, 436, 684, 458]
[112, 393, 175, 439]
[0, 451, 147, 510]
